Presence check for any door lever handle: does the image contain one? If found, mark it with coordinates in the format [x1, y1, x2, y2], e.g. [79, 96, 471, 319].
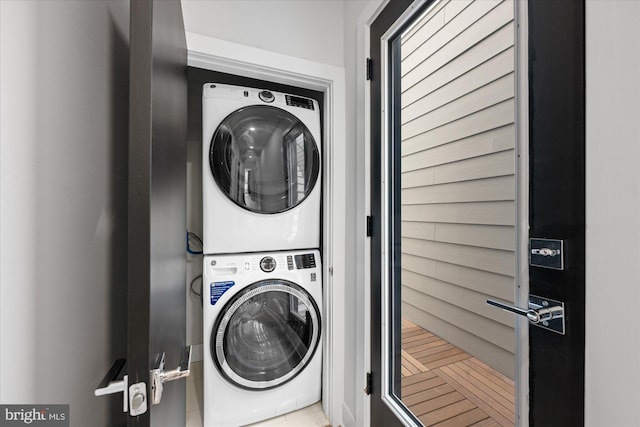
[486, 295, 565, 334]
[94, 359, 129, 413]
[486, 299, 563, 323]
[487, 299, 537, 321]
[151, 345, 192, 405]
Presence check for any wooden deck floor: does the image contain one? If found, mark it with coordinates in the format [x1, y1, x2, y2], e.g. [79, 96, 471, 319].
[401, 319, 515, 427]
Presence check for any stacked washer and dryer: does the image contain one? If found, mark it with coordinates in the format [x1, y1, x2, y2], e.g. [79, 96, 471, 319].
[201, 83, 323, 427]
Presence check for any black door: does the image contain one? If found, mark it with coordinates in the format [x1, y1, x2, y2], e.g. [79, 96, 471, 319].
[369, 0, 585, 426]
[127, 0, 187, 425]
[370, 3, 413, 424]
[527, 1, 585, 424]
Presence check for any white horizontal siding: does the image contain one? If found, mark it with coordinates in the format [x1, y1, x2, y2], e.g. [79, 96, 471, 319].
[399, 0, 516, 378]
[402, 237, 515, 276]
[402, 0, 502, 75]
[402, 175, 514, 204]
[401, 0, 476, 47]
[402, 254, 515, 300]
[402, 270, 514, 328]
[402, 201, 515, 226]
[402, 22, 515, 107]
[402, 0, 514, 91]
[402, 73, 515, 141]
[402, 0, 451, 44]
[402, 46, 514, 124]
[401, 124, 515, 172]
[401, 222, 515, 251]
[403, 150, 516, 188]
[402, 99, 514, 156]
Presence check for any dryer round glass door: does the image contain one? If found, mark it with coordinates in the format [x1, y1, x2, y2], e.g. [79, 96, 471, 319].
[209, 105, 320, 214]
[211, 279, 321, 390]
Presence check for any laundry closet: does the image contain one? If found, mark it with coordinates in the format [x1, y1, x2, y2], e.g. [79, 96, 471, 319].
[186, 68, 326, 426]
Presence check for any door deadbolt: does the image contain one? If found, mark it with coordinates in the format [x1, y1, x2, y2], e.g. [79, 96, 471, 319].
[531, 248, 560, 256]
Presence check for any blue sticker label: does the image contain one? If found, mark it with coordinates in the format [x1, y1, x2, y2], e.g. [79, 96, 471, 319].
[210, 281, 234, 305]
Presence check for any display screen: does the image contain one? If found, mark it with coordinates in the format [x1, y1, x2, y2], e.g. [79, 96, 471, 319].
[294, 253, 316, 269]
[286, 95, 314, 110]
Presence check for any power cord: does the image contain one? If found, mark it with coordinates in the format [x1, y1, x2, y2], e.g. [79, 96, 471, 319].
[186, 230, 203, 304]
[186, 231, 203, 255]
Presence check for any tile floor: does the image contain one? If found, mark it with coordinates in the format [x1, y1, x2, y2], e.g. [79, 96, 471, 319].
[186, 361, 331, 427]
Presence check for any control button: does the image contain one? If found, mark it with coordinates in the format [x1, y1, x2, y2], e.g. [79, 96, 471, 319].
[244, 261, 250, 270]
[259, 90, 275, 103]
[260, 256, 276, 272]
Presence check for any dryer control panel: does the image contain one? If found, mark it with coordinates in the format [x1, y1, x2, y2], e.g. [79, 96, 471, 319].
[287, 253, 316, 270]
[286, 94, 315, 110]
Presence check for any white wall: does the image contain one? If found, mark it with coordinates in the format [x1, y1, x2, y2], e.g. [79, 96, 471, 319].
[585, 1, 640, 426]
[181, 0, 345, 68]
[0, 1, 129, 426]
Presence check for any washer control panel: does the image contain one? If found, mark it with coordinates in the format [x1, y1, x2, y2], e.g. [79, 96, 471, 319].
[287, 253, 316, 270]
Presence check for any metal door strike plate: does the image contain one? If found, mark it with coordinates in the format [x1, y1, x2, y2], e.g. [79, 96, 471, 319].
[530, 238, 564, 270]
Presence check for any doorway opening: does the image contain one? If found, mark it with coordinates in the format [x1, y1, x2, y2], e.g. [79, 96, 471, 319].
[371, 0, 526, 425]
[185, 33, 348, 425]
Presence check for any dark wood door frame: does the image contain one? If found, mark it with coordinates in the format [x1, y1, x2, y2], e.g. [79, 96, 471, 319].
[369, 0, 586, 426]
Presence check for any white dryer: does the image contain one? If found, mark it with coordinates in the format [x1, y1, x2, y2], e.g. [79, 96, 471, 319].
[202, 83, 322, 254]
[203, 249, 322, 427]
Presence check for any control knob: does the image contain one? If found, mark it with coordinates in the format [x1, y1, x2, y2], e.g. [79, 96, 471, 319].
[260, 256, 276, 272]
[259, 90, 275, 103]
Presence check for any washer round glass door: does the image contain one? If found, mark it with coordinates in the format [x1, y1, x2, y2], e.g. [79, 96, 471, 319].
[212, 279, 321, 390]
[209, 105, 320, 214]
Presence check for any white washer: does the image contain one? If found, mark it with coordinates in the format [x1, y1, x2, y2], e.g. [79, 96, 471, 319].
[203, 249, 322, 427]
[202, 83, 322, 254]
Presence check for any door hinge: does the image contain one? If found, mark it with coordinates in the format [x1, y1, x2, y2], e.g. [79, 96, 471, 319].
[366, 58, 373, 81]
[364, 372, 372, 395]
[366, 216, 373, 237]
